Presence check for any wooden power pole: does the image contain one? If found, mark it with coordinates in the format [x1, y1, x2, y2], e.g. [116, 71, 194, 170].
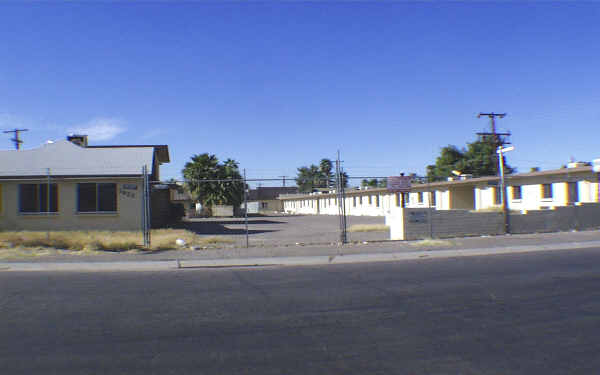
[476, 113, 510, 148]
[3, 128, 29, 150]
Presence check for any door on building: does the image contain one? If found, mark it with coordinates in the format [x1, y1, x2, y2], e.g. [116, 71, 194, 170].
[568, 182, 579, 204]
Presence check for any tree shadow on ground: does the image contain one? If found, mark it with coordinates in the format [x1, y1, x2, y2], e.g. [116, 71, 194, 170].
[176, 221, 280, 236]
[186, 219, 287, 225]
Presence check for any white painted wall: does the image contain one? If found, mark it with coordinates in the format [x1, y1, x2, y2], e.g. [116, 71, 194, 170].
[282, 175, 600, 216]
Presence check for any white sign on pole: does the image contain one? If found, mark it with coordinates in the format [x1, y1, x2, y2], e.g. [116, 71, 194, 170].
[496, 146, 515, 154]
[387, 176, 411, 192]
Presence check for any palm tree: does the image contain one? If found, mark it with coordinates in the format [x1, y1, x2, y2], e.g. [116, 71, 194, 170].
[319, 158, 333, 188]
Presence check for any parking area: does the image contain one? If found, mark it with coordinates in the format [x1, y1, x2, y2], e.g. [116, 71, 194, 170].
[180, 214, 388, 247]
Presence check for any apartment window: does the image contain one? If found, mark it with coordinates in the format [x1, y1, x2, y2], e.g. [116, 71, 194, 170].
[494, 187, 502, 205]
[542, 184, 553, 199]
[417, 192, 424, 203]
[19, 183, 58, 213]
[78, 183, 117, 212]
[568, 182, 579, 203]
[512, 186, 522, 200]
[353, 196, 357, 207]
[403, 193, 410, 206]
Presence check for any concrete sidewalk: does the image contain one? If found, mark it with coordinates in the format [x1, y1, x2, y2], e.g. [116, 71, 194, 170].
[2, 230, 600, 272]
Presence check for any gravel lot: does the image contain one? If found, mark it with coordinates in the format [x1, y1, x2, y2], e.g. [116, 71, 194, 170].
[180, 214, 388, 246]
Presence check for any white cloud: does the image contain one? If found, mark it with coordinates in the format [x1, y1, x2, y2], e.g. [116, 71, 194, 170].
[68, 118, 126, 141]
[139, 128, 165, 140]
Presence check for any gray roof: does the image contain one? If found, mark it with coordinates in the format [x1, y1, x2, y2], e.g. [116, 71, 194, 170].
[0, 140, 155, 177]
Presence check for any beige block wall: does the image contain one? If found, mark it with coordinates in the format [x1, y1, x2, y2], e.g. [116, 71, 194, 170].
[388, 203, 600, 240]
[388, 208, 503, 240]
[0, 178, 143, 231]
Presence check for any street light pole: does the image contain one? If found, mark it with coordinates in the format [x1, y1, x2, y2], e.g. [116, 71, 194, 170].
[497, 145, 514, 234]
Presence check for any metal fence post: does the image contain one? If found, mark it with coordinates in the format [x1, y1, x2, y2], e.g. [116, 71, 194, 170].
[141, 165, 151, 248]
[244, 169, 249, 248]
[336, 151, 347, 244]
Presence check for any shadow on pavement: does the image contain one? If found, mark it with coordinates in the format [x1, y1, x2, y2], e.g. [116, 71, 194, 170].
[177, 221, 280, 236]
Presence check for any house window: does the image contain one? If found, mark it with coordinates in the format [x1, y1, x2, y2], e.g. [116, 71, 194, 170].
[359, 195, 363, 205]
[19, 183, 58, 213]
[78, 183, 117, 212]
[417, 192, 424, 203]
[353, 196, 356, 207]
[494, 187, 502, 205]
[261, 202, 268, 209]
[512, 186, 522, 200]
[542, 184, 553, 199]
[395, 192, 401, 207]
[376, 195, 380, 207]
[368, 195, 372, 205]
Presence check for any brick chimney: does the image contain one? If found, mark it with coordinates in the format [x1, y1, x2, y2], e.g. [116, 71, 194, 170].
[67, 134, 88, 147]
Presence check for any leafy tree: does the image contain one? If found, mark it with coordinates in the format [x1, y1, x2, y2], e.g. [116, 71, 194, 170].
[427, 138, 515, 181]
[182, 153, 243, 212]
[360, 178, 386, 188]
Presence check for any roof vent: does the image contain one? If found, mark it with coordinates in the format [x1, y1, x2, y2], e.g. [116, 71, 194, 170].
[67, 134, 88, 147]
[567, 162, 589, 169]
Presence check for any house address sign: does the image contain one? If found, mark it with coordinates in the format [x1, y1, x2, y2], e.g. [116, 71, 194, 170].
[120, 184, 138, 199]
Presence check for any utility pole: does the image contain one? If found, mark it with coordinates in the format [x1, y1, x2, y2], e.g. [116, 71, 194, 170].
[477, 112, 511, 184]
[476, 113, 510, 149]
[3, 128, 29, 150]
[278, 175, 288, 187]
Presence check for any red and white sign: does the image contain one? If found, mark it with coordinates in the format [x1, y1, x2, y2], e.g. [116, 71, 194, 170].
[387, 176, 411, 192]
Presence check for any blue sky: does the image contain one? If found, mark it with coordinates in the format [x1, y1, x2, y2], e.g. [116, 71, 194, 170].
[1, 2, 599, 185]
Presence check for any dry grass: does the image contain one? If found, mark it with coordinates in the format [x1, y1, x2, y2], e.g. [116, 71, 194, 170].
[348, 224, 390, 233]
[0, 229, 234, 252]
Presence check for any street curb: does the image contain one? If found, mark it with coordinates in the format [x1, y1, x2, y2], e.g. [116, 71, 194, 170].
[177, 240, 600, 268]
[0, 260, 178, 272]
[1, 240, 600, 272]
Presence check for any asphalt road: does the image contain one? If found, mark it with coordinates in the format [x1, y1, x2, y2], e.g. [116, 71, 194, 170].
[2, 249, 600, 374]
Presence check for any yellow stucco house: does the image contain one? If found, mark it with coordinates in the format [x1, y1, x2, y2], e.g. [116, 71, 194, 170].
[0, 135, 170, 231]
